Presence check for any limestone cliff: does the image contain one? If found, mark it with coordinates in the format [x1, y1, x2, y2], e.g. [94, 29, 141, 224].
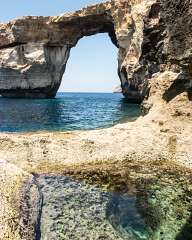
[0, 0, 191, 107]
[113, 85, 122, 93]
[0, 2, 117, 98]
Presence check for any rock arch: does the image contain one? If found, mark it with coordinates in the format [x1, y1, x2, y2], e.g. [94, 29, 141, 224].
[0, 0, 168, 103]
[0, 3, 120, 99]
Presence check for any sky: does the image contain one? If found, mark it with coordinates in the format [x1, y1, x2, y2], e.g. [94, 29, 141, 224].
[0, 0, 119, 93]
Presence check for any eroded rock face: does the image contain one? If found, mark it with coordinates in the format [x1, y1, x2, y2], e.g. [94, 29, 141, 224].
[0, 43, 70, 98]
[0, 0, 192, 105]
[0, 2, 117, 98]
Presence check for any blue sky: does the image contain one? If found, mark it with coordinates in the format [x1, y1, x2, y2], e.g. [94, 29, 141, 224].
[0, 0, 119, 92]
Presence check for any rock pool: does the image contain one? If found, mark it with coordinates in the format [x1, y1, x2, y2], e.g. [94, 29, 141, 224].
[31, 160, 192, 240]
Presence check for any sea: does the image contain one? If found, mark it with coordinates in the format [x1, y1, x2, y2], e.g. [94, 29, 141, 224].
[0, 92, 140, 132]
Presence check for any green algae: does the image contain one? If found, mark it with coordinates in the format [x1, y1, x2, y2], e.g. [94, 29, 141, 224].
[31, 159, 192, 240]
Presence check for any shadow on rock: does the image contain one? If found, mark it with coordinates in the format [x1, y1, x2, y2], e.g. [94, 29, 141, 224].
[176, 213, 192, 240]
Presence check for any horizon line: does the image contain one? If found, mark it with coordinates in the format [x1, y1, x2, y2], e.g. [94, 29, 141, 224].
[57, 91, 121, 94]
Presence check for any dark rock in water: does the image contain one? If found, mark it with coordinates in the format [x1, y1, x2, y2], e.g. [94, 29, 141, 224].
[35, 175, 148, 240]
[19, 159, 192, 240]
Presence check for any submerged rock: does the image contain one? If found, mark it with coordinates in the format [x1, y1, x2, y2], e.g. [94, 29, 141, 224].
[37, 175, 125, 240]
[18, 160, 192, 240]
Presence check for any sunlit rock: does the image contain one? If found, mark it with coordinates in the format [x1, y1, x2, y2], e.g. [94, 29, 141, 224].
[1, 0, 191, 105]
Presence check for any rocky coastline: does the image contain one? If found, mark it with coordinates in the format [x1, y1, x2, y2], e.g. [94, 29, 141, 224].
[0, 0, 192, 239]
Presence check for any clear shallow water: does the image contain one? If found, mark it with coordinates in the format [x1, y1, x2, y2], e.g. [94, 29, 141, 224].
[36, 167, 192, 240]
[0, 92, 140, 132]
[37, 175, 148, 240]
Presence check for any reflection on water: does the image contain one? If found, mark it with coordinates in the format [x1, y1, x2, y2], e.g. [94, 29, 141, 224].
[0, 93, 140, 132]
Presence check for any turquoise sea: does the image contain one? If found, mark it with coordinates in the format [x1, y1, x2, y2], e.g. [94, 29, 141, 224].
[0, 92, 140, 132]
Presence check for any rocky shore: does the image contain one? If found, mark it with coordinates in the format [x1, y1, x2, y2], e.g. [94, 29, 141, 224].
[0, 0, 191, 239]
[0, 97, 191, 239]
